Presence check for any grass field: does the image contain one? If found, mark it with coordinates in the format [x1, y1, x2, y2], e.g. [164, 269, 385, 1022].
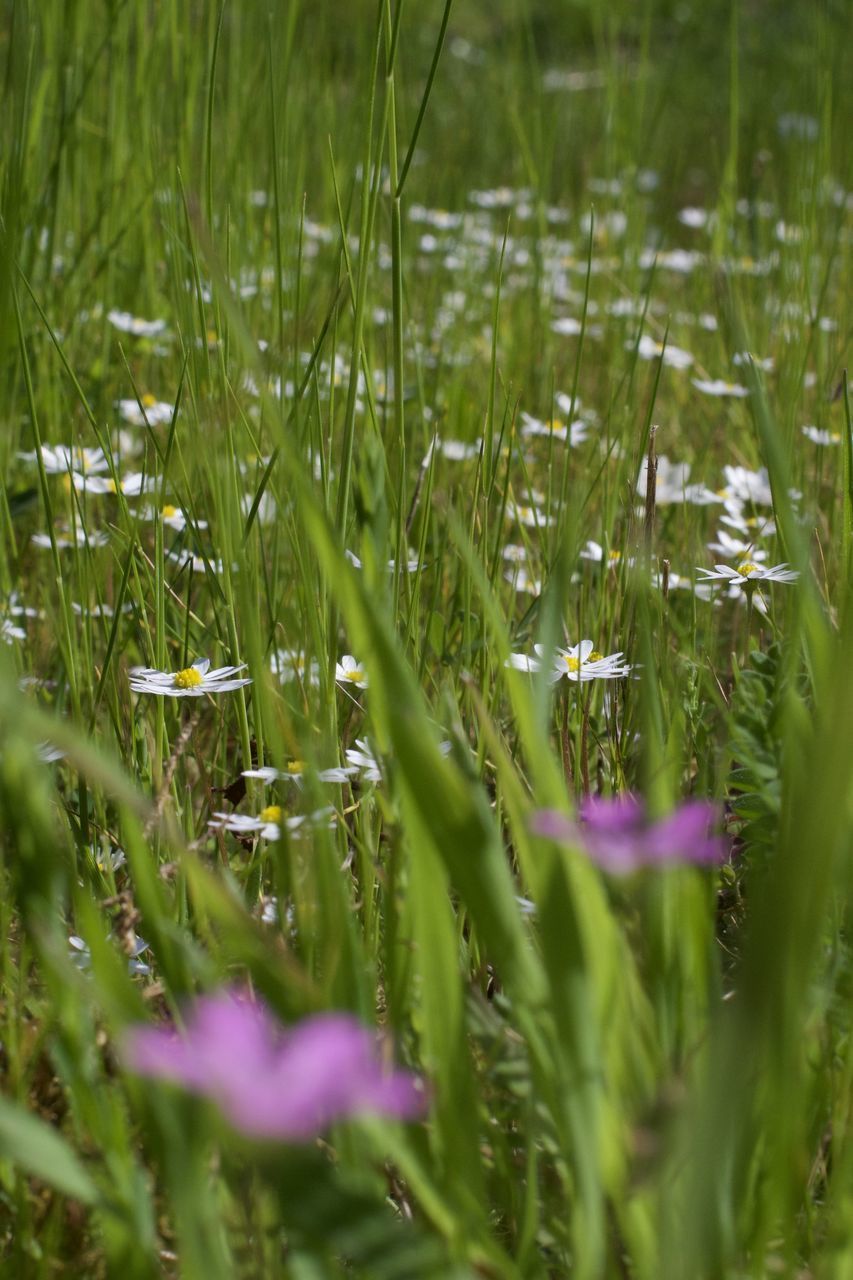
[0, 0, 851, 1275]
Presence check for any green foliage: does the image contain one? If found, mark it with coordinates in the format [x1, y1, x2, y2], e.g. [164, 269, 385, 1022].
[727, 644, 785, 862]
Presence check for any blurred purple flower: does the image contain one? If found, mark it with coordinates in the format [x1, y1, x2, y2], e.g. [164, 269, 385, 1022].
[531, 794, 726, 874]
[123, 990, 424, 1139]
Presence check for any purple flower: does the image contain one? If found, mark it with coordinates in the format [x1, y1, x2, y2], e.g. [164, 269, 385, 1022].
[531, 794, 726, 874]
[123, 991, 425, 1140]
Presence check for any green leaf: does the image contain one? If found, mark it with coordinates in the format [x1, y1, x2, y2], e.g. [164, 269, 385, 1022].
[0, 1094, 99, 1205]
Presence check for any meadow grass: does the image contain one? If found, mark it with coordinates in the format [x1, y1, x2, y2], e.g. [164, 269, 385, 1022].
[0, 0, 851, 1275]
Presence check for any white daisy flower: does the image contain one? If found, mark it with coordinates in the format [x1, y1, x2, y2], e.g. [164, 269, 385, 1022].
[801, 425, 840, 447]
[6, 592, 39, 621]
[143, 504, 207, 532]
[71, 470, 152, 496]
[506, 652, 541, 673]
[695, 562, 799, 587]
[677, 207, 710, 229]
[504, 567, 542, 595]
[639, 247, 703, 274]
[720, 466, 775, 506]
[117, 395, 173, 426]
[580, 540, 627, 567]
[241, 765, 289, 785]
[691, 377, 750, 398]
[32, 526, 110, 550]
[242, 762, 356, 785]
[89, 843, 127, 873]
[345, 549, 421, 573]
[436, 437, 482, 461]
[507, 640, 632, 682]
[210, 805, 336, 842]
[209, 807, 285, 841]
[633, 334, 694, 370]
[508, 500, 555, 529]
[519, 412, 590, 446]
[547, 640, 632, 683]
[128, 657, 251, 697]
[636, 455, 719, 506]
[71, 601, 133, 618]
[19, 444, 111, 474]
[165, 548, 230, 575]
[272, 649, 320, 687]
[107, 309, 167, 338]
[733, 351, 774, 372]
[719, 498, 777, 539]
[707, 530, 768, 562]
[240, 489, 278, 525]
[1, 618, 25, 643]
[335, 655, 368, 690]
[345, 738, 383, 783]
[550, 317, 583, 336]
[285, 807, 337, 838]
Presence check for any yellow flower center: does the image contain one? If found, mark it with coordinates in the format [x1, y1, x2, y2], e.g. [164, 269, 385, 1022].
[287, 761, 304, 774]
[173, 667, 203, 689]
[565, 650, 604, 671]
[161, 505, 179, 519]
[142, 393, 157, 408]
[608, 549, 621, 562]
[343, 669, 364, 683]
[739, 562, 760, 577]
[260, 805, 282, 823]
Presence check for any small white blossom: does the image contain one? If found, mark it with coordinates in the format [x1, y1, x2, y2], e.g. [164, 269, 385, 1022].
[71, 470, 152, 496]
[691, 377, 750, 398]
[19, 444, 111, 474]
[507, 639, 632, 683]
[520, 412, 590, 446]
[335, 655, 368, 690]
[633, 334, 694, 370]
[117, 396, 173, 426]
[210, 805, 336, 842]
[32, 526, 110, 550]
[107, 309, 167, 338]
[801, 425, 840, 447]
[707, 530, 768, 562]
[695, 562, 799, 587]
[345, 738, 383, 783]
[272, 649, 320, 686]
[129, 657, 251, 697]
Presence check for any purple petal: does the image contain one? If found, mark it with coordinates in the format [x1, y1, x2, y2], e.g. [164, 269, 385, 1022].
[648, 801, 726, 865]
[123, 995, 424, 1141]
[531, 794, 727, 874]
[530, 809, 577, 842]
[578, 793, 645, 835]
